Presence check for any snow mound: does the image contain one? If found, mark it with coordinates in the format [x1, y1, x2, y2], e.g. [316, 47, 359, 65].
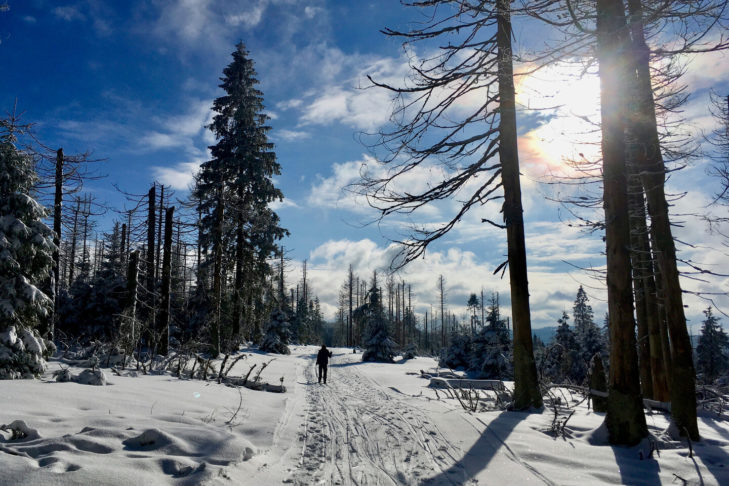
[0, 420, 40, 442]
[75, 369, 107, 386]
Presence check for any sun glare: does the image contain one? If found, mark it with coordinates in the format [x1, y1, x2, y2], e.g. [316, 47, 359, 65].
[515, 63, 602, 175]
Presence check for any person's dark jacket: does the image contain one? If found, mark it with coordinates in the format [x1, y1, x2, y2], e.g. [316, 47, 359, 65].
[316, 347, 333, 366]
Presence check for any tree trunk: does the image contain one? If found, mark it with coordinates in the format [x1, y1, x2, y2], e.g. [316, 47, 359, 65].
[50, 148, 63, 338]
[126, 250, 140, 355]
[211, 185, 224, 356]
[156, 185, 164, 280]
[625, 0, 698, 440]
[159, 206, 174, 356]
[68, 197, 80, 287]
[146, 185, 157, 351]
[596, 0, 647, 446]
[628, 169, 653, 399]
[496, 0, 542, 410]
[233, 188, 246, 341]
[348, 265, 354, 347]
[120, 223, 127, 269]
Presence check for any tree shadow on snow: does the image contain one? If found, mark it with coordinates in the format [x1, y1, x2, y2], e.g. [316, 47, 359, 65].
[608, 442, 661, 485]
[420, 410, 531, 484]
[690, 425, 729, 486]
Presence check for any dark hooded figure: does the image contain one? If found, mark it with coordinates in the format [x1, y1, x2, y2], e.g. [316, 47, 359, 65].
[316, 344, 333, 384]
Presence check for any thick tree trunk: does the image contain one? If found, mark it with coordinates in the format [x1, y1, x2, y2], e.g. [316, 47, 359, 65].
[496, 0, 542, 410]
[159, 206, 174, 356]
[596, 0, 647, 445]
[626, 0, 698, 440]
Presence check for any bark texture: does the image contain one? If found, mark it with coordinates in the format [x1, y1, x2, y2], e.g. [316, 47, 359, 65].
[625, 0, 698, 439]
[497, 0, 542, 410]
[597, 0, 647, 445]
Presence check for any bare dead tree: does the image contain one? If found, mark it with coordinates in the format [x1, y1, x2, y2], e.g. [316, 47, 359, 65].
[359, 0, 542, 409]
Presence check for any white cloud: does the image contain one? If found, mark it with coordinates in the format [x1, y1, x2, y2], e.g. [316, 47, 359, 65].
[53, 6, 85, 22]
[276, 129, 310, 141]
[304, 6, 321, 19]
[151, 161, 202, 191]
[271, 198, 299, 210]
[296, 53, 409, 131]
[307, 154, 451, 218]
[296, 237, 603, 326]
[276, 98, 304, 110]
[23, 15, 37, 24]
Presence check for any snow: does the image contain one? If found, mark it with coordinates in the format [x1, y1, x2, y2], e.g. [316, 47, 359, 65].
[0, 346, 728, 485]
[0, 326, 17, 347]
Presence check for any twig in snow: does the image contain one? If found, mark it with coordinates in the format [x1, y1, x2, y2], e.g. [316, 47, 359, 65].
[226, 386, 244, 426]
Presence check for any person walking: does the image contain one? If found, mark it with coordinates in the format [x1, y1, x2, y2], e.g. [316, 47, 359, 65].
[316, 344, 333, 384]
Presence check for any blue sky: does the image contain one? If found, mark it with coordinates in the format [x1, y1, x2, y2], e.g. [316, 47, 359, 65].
[2, 0, 728, 331]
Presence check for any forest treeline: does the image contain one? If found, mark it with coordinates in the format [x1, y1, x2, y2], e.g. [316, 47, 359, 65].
[2, 0, 729, 451]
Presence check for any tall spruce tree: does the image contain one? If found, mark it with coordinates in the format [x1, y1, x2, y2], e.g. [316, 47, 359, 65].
[193, 42, 287, 355]
[0, 120, 55, 379]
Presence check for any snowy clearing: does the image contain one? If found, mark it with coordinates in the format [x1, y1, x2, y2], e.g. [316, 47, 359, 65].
[1, 346, 729, 485]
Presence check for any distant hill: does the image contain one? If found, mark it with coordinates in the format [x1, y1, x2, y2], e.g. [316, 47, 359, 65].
[532, 326, 558, 344]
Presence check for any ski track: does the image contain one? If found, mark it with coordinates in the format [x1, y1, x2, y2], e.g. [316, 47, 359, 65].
[291, 356, 470, 486]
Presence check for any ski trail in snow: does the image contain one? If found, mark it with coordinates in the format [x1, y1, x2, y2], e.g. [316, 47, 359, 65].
[292, 356, 468, 485]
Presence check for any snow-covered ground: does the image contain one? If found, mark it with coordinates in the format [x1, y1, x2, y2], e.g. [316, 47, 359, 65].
[1, 346, 728, 485]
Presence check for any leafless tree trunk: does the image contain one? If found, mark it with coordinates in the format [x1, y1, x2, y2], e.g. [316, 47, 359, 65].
[626, 0, 698, 440]
[628, 170, 653, 399]
[50, 148, 63, 337]
[497, 0, 542, 410]
[597, 0, 647, 446]
[159, 206, 174, 356]
[126, 251, 140, 356]
[67, 197, 81, 287]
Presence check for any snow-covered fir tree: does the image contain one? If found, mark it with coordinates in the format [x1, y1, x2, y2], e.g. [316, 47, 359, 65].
[259, 308, 291, 355]
[572, 286, 606, 366]
[0, 120, 55, 379]
[696, 307, 729, 384]
[542, 311, 584, 384]
[468, 295, 511, 379]
[361, 273, 397, 362]
[193, 42, 287, 354]
[440, 328, 471, 369]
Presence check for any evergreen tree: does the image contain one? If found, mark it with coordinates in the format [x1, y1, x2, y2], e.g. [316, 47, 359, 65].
[260, 308, 291, 355]
[696, 307, 729, 384]
[468, 294, 512, 378]
[441, 328, 470, 369]
[361, 272, 396, 362]
[572, 286, 605, 369]
[193, 42, 287, 354]
[572, 286, 594, 335]
[543, 312, 584, 384]
[0, 120, 55, 379]
[57, 223, 127, 341]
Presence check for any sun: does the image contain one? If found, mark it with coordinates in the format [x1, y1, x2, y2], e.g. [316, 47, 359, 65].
[515, 63, 602, 175]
